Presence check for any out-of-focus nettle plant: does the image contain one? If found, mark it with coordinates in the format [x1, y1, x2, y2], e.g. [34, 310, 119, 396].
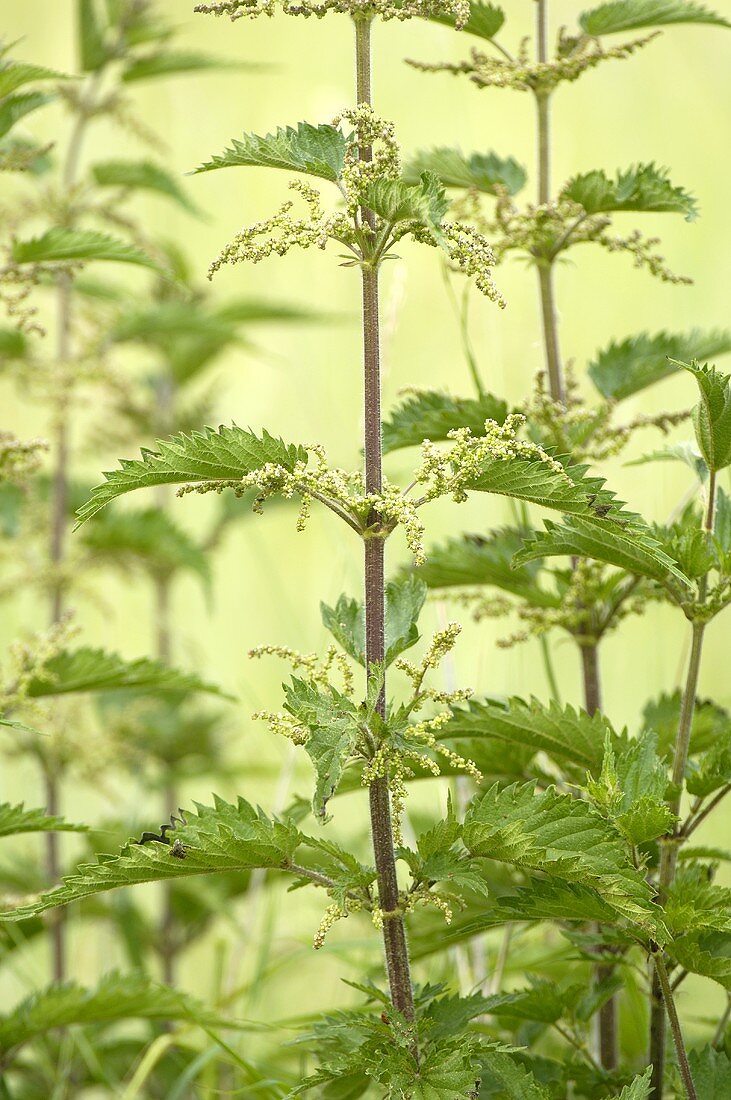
[1, 1, 730, 1099]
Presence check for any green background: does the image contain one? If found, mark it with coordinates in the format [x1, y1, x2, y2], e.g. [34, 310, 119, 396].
[1, 0, 730, 1057]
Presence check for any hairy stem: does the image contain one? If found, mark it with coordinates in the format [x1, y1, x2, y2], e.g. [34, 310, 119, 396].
[355, 15, 416, 1029]
[650, 469, 716, 1097]
[653, 953, 698, 1100]
[534, 0, 564, 405]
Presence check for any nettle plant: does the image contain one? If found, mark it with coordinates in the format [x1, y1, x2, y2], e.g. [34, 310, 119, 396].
[1, 1, 731, 1098]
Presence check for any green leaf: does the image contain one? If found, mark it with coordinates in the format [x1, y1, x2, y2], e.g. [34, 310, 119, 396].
[363, 171, 448, 242]
[25, 647, 227, 699]
[590, 732, 675, 845]
[0, 91, 54, 141]
[514, 515, 691, 588]
[80, 507, 210, 590]
[614, 1068, 653, 1100]
[0, 60, 72, 99]
[588, 329, 731, 400]
[628, 442, 708, 483]
[194, 122, 347, 182]
[663, 867, 731, 936]
[580, 0, 730, 35]
[0, 803, 86, 839]
[679, 359, 731, 471]
[479, 1050, 551, 1099]
[382, 389, 508, 453]
[429, 2, 506, 40]
[415, 528, 560, 608]
[11, 228, 159, 270]
[563, 163, 697, 221]
[463, 782, 660, 931]
[92, 159, 201, 215]
[642, 691, 727, 757]
[464, 452, 634, 523]
[666, 930, 731, 989]
[321, 576, 427, 668]
[75, 425, 307, 526]
[404, 147, 526, 197]
[79, 0, 110, 70]
[283, 679, 359, 819]
[687, 1046, 731, 1099]
[0, 971, 232, 1056]
[686, 731, 731, 797]
[122, 50, 247, 83]
[0, 796, 302, 921]
[0, 328, 29, 360]
[445, 696, 614, 774]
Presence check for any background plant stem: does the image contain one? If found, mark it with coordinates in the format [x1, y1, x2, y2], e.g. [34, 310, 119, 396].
[650, 469, 715, 1097]
[534, 0, 617, 1067]
[45, 69, 102, 984]
[355, 15, 416, 1028]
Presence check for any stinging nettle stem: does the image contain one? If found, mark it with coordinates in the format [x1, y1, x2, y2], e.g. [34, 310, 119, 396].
[650, 469, 715, 1098]
[355, 15, 416, 1030]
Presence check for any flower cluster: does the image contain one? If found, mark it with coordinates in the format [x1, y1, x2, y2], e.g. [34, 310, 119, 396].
[413, 412, 570, 508]
[407, 32, 657, 94]
[0, 433, 47, 486]
[524, 366, 689, 462]
[207, 180, 355, 280]
[334, 105, 400, 219]
[195, 0, 469, 24]
[412, 221, 505, 306]
[250, 642, 355, 743]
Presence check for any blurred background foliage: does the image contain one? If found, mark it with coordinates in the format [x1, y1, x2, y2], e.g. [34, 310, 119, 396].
[1, 0, 730, 1086]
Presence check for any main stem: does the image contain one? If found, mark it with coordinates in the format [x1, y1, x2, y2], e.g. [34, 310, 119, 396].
[355, 16, 416, 1028]
[649, 470, 715, 1098]
[534, 0, 564, 406]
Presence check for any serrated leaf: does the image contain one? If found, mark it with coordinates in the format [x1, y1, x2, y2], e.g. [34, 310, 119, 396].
[75, 425, 307, 526]
[463, 452, 633, 521]
[0, 796, 302, 921]
[25, 647, 227, 699]
[405, 147, 526, 197]
[11, 228, 159, 270]
[93, 159, 201, 215]
[122, 50, 247, 83]
[284, 679, 359, 819]
[464, 782, 660, 931]
[363, 171, 448, 242]
[642, 691, 727, 757]
[686, 731, 731, 797]
[80, 507, 210, 590]
[678, 359, 731, 471]
[609, 733, 675, 844]
[588, 328, 731, 400]
[0, 803, 86, 839]
[321, 576, 427, 667]
[445, 696, 614, 774]
[428, 2, 506, 40]
[514, 515, 690, 588]
[687, 1046, 731, 1098]
[627, 442, 708, 483]
[666, 930, 731, 989]
[663, 867, 731, 936]
[0, 970, 232, 1055]
[479, 1050, 551, 1099]
[580, 0, 730, 35]
[382, 389, 508, 453]
[415, 528, 560, 607]
[563, 163, 697, 221]
[0, 59, 72, 99]
[614, 1068, 653, 1100]
[194, 122, 347, 182]
[0, 91, 54, 141]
